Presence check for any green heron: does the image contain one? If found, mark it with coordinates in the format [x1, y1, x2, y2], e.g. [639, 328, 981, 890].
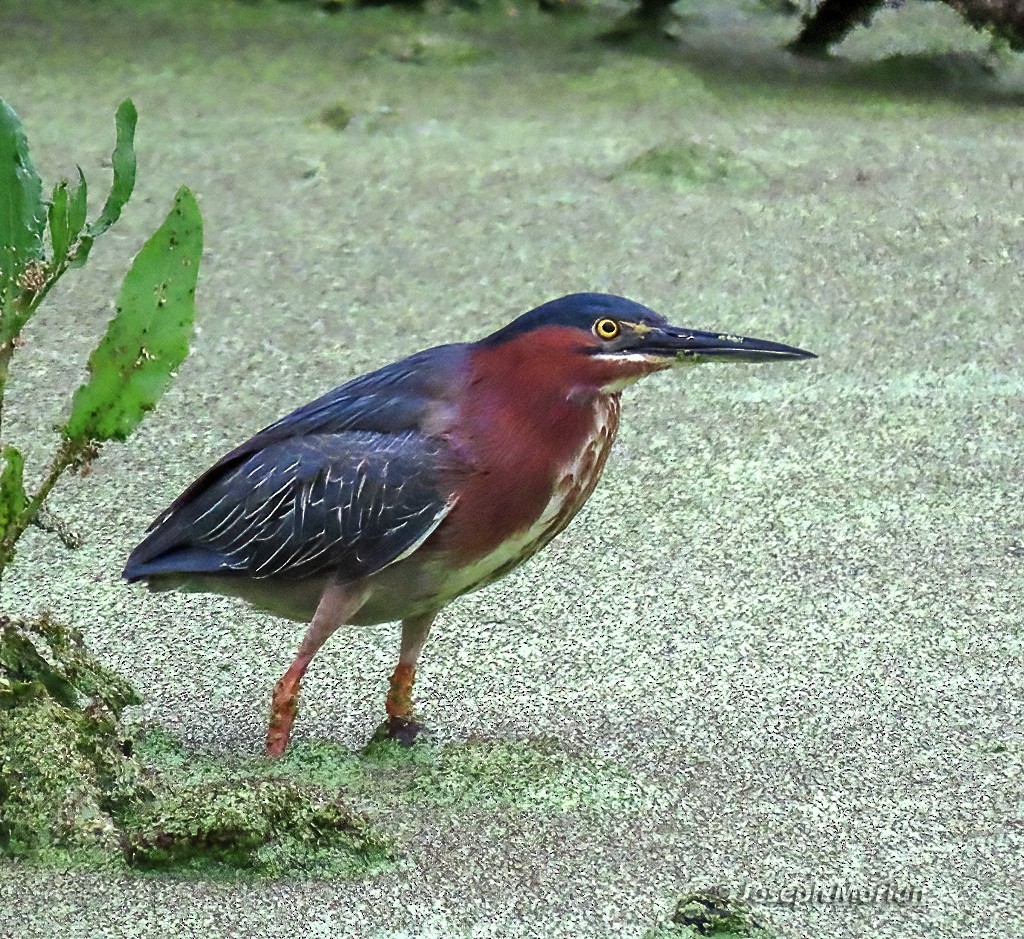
[124, 293, 815, 756]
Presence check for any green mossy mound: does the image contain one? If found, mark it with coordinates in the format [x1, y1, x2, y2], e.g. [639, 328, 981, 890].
[0, 615, 393, 877]
[316, 102, 354, 131]
[123, 778, 395, 876]
[0, 614, 143, 862]
[645, 890, 774, 938]
[619, 140, 766, 191]
[0, 613, 139, 715]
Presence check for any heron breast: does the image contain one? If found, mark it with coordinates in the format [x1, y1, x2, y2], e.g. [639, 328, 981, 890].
[438, 395, 621, 599]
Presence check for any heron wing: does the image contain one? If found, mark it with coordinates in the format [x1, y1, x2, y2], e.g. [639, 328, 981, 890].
[133, 344, 465, 531]
[123, 429, 456, 583]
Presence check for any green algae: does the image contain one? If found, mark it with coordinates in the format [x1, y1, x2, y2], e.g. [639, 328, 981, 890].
[404, 736, 654, 812]
[0, 692, 140, 863]
[123, 729, 396, 878]
[0, 613, 139, 715]
[149, 731, 655, 817]
[358, 733, 658, 814]
[858, 49, 999, 88]
[135, 728, 372, 793]
[565, 60, 712, 106]
[125, 729, 653, 875]
[231, 732, 658, 818]
[377, 32, 492, 65]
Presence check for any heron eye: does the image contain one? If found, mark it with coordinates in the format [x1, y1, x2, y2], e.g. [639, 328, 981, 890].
[594, 318, 620, 340]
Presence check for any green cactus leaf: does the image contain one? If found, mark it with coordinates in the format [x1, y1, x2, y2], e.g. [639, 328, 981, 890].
[0, 446, 27, 544]
[63, 187, 202, 444]
[68, 167, 88, 237]
[48, 169, 88, 269]
[0, 99, 46, 311]
[91, 99, 137, 236]
[48, 180, 70, 264]
[71, 99, 137, 269]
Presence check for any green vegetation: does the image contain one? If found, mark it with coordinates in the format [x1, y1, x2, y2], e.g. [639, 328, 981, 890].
[123, 779, 395, 876]
[316, 102, 354, 130]
[402, 736, 654, 811]
[0, 112, 390, 869]
[0, 97, 210, 869]
[145, 731, 656, 823]
[0, 617, 395, 876]
[0, 98, 201, 583]
[378, 32, 491, 64]
[619, 140, 766, 191]
[1, 647, 651, 877]
[645, 891, 774, 938]
[0, 614, 143, 863]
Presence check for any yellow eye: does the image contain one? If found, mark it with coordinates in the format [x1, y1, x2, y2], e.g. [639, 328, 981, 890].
[594, 318, 620, 340]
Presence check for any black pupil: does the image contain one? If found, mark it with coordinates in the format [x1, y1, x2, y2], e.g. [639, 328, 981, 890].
[600, 321, 615, 336]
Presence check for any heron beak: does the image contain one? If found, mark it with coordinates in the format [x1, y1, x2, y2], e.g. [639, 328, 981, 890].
[646, 325, 817, 363]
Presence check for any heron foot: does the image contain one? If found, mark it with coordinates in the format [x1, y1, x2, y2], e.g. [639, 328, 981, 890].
[371, 715, 432, 748]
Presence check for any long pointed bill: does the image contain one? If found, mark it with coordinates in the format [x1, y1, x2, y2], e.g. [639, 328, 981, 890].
[651, 326, 816, 363]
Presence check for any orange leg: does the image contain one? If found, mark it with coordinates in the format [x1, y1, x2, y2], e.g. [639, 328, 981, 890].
[382, 610, 438, 744]
[265, 583, 368, 758]
[386, 663, 417, 719]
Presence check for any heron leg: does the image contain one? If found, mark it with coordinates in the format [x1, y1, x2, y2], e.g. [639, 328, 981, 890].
[266, 582, 368, 758]
[383, 609, 438, 746]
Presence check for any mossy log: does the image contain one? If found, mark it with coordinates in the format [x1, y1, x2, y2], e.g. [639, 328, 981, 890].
[790, 0, 1024, 55]
[947, 0, 1024, 50]
[788, 0, 887, 55]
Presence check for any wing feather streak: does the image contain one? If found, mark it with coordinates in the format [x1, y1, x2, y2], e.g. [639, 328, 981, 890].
[125, 429, 458, 583]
